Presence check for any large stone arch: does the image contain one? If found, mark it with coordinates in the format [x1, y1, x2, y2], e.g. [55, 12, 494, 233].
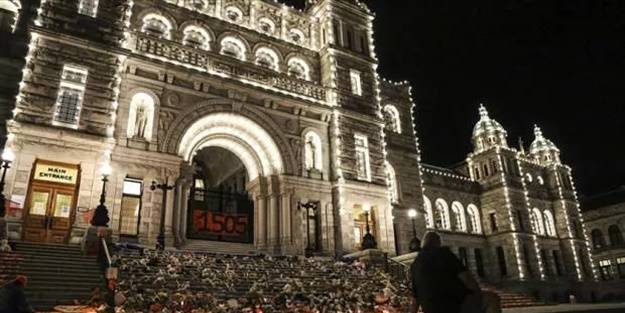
[161, 100, 297, 175]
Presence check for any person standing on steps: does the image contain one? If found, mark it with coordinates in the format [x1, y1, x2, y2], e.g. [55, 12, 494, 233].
[410, 231, 501, 313]
[0, 275, 34, 313]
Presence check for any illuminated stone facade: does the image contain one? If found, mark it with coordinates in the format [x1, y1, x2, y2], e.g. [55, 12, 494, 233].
[0, 0, 598, 299]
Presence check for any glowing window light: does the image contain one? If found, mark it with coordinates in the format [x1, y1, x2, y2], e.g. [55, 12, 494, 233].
[182, 25, 211, 50]
[254, 46, 280, 71]
[141, 13, 172, 39]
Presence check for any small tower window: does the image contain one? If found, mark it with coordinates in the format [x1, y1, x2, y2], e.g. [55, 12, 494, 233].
[182, 26, 211, 50]
[78, 0, 99, 17]
[289, 28, 305, 44]
[258, 17, 275, 35]
[287, 58, 310, 81]
[142, 14, 172, 39]
[224, 6, 243, 23]
[254, 47, 279, 71]
[383, 105, 401, 134]
[350, 69, 362, 96]
[53, 65, 89, 128]
[354, 133, 371, 181]
[220, 36, 247, 61]
[187, 0, 207, 10]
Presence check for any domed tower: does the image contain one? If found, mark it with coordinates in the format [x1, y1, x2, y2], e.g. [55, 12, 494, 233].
[472, 104, 509, 153]
[529, 125, 561, 165]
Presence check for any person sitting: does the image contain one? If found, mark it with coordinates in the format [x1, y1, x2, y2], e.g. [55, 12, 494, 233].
[410, 231, 501, 313]
[0, 275, 34, 313]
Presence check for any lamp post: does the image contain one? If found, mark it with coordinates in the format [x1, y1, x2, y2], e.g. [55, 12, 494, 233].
[361, 206, 377, 250]
[0, 148, 14, 218]
[91, 162, 112, 227]
[408, 209, 421, 252]
[151, 178, 174, 250]
[299, 200, 318, 257]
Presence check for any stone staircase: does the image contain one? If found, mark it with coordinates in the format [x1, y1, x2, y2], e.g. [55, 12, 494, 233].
[0, 249, 23, 284]
[11, 242, 105, 311]
[480, 283, 543, 308]
[181, 239, 257, 255]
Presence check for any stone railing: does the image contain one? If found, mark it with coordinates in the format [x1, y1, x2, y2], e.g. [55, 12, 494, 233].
[132, 34, 327, 101]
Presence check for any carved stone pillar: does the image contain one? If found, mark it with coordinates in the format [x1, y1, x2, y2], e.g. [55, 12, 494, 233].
[255, 194, 267, 249]
[280, 191, 293, 254]
[267, 194, 279, 252]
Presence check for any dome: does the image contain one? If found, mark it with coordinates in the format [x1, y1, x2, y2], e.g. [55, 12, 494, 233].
[530, 125, 559, 154]
[472, 104, 507, 138]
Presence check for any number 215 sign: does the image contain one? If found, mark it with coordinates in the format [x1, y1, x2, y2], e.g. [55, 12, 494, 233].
[192, 210, 248, 235]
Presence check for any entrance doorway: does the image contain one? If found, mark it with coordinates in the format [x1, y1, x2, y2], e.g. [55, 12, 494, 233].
[186, 147, 254, 243]
[23, 160, 80, 243]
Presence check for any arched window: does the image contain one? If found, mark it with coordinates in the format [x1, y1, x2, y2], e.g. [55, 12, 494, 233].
[451, 202, 467, 232]
[0, 1, 20, 33]
[220, 36, 247, 61]
[423, 196, 433, 228]
[287, 57, 310, 81]
[383, 105, 401, 134]
[127, 93, 155, 141]
[609, 225, 623, 246]
[258, 17, 275, 35]
[467, 204, 482, 234]
[385, 161, 399, 204]
[304, 131, 322, 172]
[537, 176, 545, 185]
[434, 199, 450, 230]
[224, 5, 243, 23]
[141, 14, 172, 39]
[182, 25, 211, 50]
[525, 173, 533, 183]
[530, 208, 545, 235]
[187, 0, 207, 10]
[255, 47, 279, 71]
[288, 28, 305, 44]
[543, 210, 556, 237]
[591, 229, 605, 249]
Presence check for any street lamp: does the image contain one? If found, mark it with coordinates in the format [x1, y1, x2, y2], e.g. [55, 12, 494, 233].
[361, 206, 377, 250]
[151, 178, 174, 250]
[0, 148, 15, 217]
[91, 162, 112, 227]
[299, 200, 318, 257]
[408, 209, 421, 252]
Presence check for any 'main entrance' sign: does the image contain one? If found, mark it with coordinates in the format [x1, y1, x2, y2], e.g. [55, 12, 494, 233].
[34, 161, 79, 185]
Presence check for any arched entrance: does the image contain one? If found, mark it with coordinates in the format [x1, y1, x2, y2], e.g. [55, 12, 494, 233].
[172, 112, 287, 252]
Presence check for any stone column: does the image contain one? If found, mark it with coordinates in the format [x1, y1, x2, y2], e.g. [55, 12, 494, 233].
[280, 192, 292, 254]
[256, 194, 267, 249]
[267, 194, 279, 253]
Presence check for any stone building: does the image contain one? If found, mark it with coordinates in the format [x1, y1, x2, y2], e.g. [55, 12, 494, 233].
[582, 187, 625, 300]
[0, 0, 596, 300]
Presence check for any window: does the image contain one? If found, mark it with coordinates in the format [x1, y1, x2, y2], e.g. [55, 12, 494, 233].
[258, 17, 275, 35]
[423, 196, 434, 228]
[543, 210, 556, 237]
[182, 26, 211, 50]
[127, 93, 155, 141]
[497, 246, 508, 277]
[516, 210, 525, 232]
[78, 0, 99, 17]
[119, 178, 142, 236]
[489, 212, 498, 232]
[552, 250, 563, 276]
[287, 58, 310, 81]
[475, 248, 485, 278]
[530, 208, 545, 235]
[220, 36, 247, 61]
[304, 131, 323, 172]
[350, 69, 362, 96]
[434, 199, 450, 230]
[53, 65, 88, 128]
[141, 14, 172, 39]
[491, 159, 498, 174]
[599, 259, 613, 280]
[617, 257, 625, 279]
[254, 47, 279, 71]
[467, 205, 482, 234]
[458, 247, 468, 267]
[451, 202, 467, 232]
[483, 164, 489, 177]
[354, 134, 371, 181]
[224, 6, 243, 23]
[592, 229, 606, 249]
[383, 105, 401, 134]
[289, 28, 305, 44]
[385, 162, 399, 204]
[473, 166, 481, 180]
[537, 176, 545, 185]
[609, 225, 624, 246]
[187, 0, 207, 10]
[525, 173, 533, 183]
[541, 249, 552, 277]
[0, 0, 20, 33]
[579, 249, 590, 276]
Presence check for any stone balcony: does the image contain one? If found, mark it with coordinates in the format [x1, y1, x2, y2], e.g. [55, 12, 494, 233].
[130, 33, 328, 102]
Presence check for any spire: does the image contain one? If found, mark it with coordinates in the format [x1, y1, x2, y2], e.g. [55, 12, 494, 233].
[478, 103, 490, 120]
[518, 137, 526, 155]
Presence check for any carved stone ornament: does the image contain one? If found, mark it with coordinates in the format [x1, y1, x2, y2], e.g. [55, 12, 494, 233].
[166, 92, 180, 107]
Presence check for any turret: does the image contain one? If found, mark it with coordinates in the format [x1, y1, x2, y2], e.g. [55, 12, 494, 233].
[471, 104, 509, 153]
[529, 125, 561, 165]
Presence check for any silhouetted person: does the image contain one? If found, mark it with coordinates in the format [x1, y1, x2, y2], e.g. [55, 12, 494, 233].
[0, 275, 34, 313]
[410, 231, 501, 313]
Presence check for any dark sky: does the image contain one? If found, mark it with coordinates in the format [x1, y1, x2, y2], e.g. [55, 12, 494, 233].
[284, 0, 625, 196]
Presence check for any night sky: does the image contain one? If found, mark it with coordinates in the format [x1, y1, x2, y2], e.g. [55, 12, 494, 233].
[285, 0, 625, 197]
